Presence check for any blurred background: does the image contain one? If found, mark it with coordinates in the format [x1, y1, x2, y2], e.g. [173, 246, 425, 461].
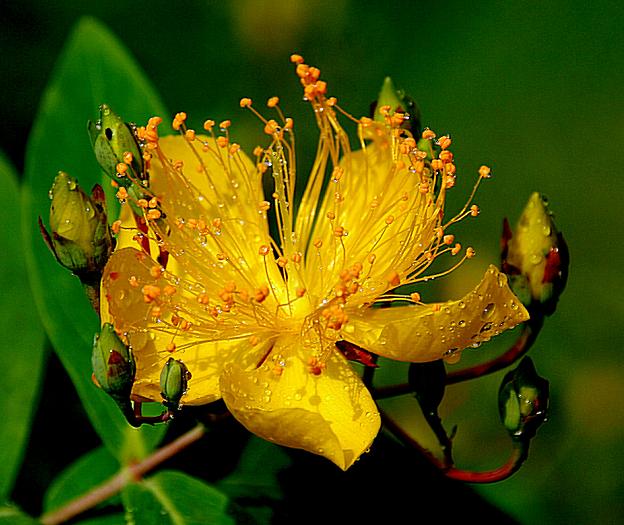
[2, 1, 623, 523]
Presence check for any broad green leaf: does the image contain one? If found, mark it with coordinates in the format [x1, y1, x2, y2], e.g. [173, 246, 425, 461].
[122, 471, 236, 525]
[0, 152, 47, 501]
[44, 447, 120, 513]
[22, 16, 167, 462]
[0, 504, 39, 524]
[218, 436, 290, 501]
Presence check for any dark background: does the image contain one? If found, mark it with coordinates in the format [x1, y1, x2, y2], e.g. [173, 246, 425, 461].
[2, 1, 623, 523]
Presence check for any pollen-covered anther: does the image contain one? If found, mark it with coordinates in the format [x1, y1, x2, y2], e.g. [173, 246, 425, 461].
[422, 128, 436, 140]
[431, 159, 444, 171]
[296, 287, 306, 298]
[147, 209, 161, 220]
[163, 285, 176, 296]
[451, 243, 462, 256]
[185, 129, 196, 141]
[151, 306, 162, 318]
[216, 136, 229, 148]
[264, 119, 281, 136]
[137, 198, 149, 209]
[439, 150, 454, 163]
[466, 247, 476, 258]
[385, 215, 395, 225]
[290, 53, 304, 64]
[197, 293, 210, 305]
[239, 97, 253, 108]
[150, 265, 163, 278]
[142, 284, 161, 303]
[229, 143, 241, 155]
[172, 112, 187, 131]
[116, 187, 128, 201]
[443, 234, 455, 245]
[283, 118, 294, 131]
[128, 276, 139, 288]
[479, 165, 492, 178]
[111, 220, 122, 234]
[386, 270, 401, 287]
[258, 244, 271, 256]
[203, 119, 215, 131]
[410, 292, 421, 302]
[470, 204, 480, 217]
[258, 200, 271, 212]
[253, 146, 264, 157]
[390, 112, 406, 127]
[334, 226, 345, 237]
[313, 239, 323, 249]
[446, 163, 457, 175]
[249, 335, 260, 346]
[254, 285, 270, 303]
[277, 256, 288, 268]
[326, 211, 336, 220]
[166, 342, 177, 353]
[308, 357, 326, 376]
[291, 252, 302, 263]
[326, 97, 337, 107]
[116, 163, 128, 176]
[437, 135, 452, 150]
[267, 96, 279, 108]
[219, 120, 231, 130]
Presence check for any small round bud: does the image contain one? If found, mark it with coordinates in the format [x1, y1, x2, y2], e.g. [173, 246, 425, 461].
[160, 357, 191, 410]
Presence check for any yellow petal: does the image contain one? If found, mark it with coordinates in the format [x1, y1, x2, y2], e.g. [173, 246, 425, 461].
[149, 135, 277, 290]
[220, 336, 380, 470]
[343, 266, 530, 362]
[302, 142, 441, 302]
[102, 247, 261, 405]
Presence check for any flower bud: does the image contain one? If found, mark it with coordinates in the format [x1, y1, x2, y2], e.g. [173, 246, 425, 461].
[502, 192, 569, 316]
[92, 323, 135, 400]
[408, 360, 447, 415]
[88, 104, 143, 185]
[498, 357, 549, 441]
[39, 171, 113, 278]
[160, 358, 191, 410]
[372, 77, 422, 135]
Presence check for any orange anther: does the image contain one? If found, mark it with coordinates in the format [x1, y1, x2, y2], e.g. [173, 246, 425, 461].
[258, 244, 270, 256]
[116, 162, 128, 175]
[267, 96, 279, 107]
[422, 128, 436, 140]
[387, 270, 401, 287]
[438, 135, 452, 149]
[452, 243, 462, 255]
[466, 247, 476, 258]
[290, 53, 304, 64]
[185, 129, 196, 141]
[239, 97, 253, 108]
[479, 165, 491, 178]
[410, 292, 421, 302]
[203, 119, 215, 131]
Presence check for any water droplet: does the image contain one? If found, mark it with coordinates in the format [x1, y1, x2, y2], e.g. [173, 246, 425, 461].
[480, 322, 493, 333]
[458, 301, 466, 309]
[481, 302, 496, 320]
[530, 253, 543, 265]
[458, 320, 466, 328]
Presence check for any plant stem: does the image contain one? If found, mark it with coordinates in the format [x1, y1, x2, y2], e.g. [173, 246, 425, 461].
[446, 316, 543, 385]
[381, 410, 529, 483]
[39, 424, 206, 525]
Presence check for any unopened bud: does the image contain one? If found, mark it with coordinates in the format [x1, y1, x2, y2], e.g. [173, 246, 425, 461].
[160, 358, 191, 410]
[92, 323, 135, 401]
[498, 357, 549, 441]
[502, 193, 568, 315]
[88, 104, 143, 185]
[408, 360, 447, 414]
[39, 172, 113, 279]
[372, 77, 422, 135]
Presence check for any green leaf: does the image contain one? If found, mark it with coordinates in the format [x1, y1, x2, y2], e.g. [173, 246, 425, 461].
[122, 471, 237, 525]
[22, 16, 167, 462]
[0, 504, 39, 525]
[44, 447, 120, 513]
[218, 436, 290, 502]
[0, 152, 47, 501]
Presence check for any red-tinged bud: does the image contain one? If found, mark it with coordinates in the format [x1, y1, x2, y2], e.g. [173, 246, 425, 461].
[502, 193, 568, 316]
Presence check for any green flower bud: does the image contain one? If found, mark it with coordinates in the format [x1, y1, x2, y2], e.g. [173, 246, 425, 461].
[160, 358, 191, 410]
[498, 357, 549, 441]
[92, 323, 136, 400]
[39, 171, 113, 278]
[408, 360, 447, 415]
[372, 77, 422, 135]
[87, 104, 143, 186]
[502, 193, 569, 315]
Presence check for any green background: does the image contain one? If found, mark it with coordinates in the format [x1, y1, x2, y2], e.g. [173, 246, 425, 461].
[2, 1, 622, 523]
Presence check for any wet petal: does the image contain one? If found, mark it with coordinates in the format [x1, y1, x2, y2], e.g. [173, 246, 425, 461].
[220, 337, 380, 470]
[343, 266, 530, 362]
[303, 143, 441, 302]
[102, 247, 261, 405]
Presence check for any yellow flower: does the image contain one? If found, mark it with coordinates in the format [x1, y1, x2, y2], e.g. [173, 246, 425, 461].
[101, 55, 529, 470]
